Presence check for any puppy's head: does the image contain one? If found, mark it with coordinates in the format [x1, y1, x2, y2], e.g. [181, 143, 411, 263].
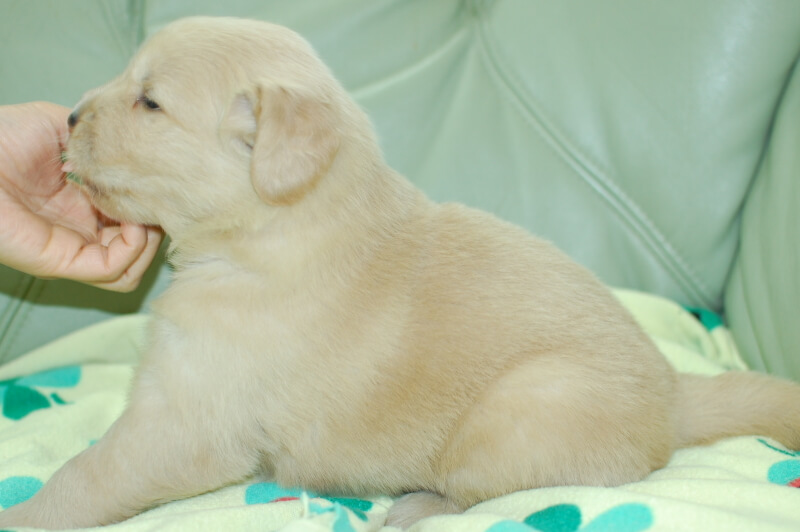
[66, 17, 347, 237]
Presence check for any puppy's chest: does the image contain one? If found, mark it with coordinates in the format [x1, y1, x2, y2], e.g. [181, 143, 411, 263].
[150, 274, 404, 423]
[153, 283, 331, 377]
[149, 296, 411, 489]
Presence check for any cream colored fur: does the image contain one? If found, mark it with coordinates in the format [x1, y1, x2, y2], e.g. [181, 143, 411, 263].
[1, 16, 799, 530]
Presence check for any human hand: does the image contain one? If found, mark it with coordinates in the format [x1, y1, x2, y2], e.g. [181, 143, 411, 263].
[0, 102, 163, 292]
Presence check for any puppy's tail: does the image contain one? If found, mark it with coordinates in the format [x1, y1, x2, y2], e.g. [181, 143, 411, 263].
[675, 371, 800, 449]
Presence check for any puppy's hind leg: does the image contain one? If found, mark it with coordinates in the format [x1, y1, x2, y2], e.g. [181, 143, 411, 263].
[437, 354, 676, 512]
[386, 491, 463, 529]
[0, 372, 260, 530]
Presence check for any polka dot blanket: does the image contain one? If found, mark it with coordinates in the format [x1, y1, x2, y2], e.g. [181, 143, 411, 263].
[0, 290, 798, 531]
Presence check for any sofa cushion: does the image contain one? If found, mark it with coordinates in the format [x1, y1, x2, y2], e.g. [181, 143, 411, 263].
[725, 60, 800, 381]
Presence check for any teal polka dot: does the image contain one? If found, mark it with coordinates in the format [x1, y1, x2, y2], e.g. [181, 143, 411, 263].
[0, 476, 43, 508]
[0, 366, 81, 420]
[17, 367, 81, 388]
[244, 482, 304, 504]
[582, 503, 653, 532]
[684, 307, 723, 330]
[487, 520, 536, 532]
[767, 460, 800, 485]
[500, 503, 654, 532]
[1, 385, 50, 420]
[524, 504, 581, 532]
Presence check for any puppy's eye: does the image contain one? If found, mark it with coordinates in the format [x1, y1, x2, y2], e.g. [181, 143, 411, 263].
[137, 95, 161, 111]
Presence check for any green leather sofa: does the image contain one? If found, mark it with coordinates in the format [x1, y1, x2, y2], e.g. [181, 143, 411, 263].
[1, 0, 798, 382]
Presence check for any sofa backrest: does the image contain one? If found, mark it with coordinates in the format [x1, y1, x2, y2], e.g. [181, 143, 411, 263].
[1, 0, 798, 380]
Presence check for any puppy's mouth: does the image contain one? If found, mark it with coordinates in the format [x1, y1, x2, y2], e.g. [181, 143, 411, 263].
[61, 154, 102, 196]
[61, 155, 118, 229]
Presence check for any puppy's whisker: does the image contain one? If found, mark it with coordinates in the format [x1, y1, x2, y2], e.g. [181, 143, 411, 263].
[56, 150, 84, 186]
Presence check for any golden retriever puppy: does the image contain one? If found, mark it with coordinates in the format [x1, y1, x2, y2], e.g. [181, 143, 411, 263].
[1, 16, 799, 530]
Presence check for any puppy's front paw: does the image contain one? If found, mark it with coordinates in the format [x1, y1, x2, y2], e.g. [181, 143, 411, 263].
[0, 499, 56, 530]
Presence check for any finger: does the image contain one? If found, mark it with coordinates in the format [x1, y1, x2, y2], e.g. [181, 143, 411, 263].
[98, 225, 122, 247]
[124, 227, 163, 283]
[95, 223, 149, 281]
[88, 225, 163, 293]
[58, 223, 148, 285]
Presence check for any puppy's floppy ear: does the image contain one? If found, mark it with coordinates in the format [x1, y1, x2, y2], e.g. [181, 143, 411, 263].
[233, 83, 340, 205]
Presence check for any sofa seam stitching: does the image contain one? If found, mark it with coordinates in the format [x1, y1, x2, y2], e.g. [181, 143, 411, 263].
[472, 0, 714, 306]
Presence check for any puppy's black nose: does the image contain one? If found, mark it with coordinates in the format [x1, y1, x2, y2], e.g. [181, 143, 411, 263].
[67, 110, 80, 129]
